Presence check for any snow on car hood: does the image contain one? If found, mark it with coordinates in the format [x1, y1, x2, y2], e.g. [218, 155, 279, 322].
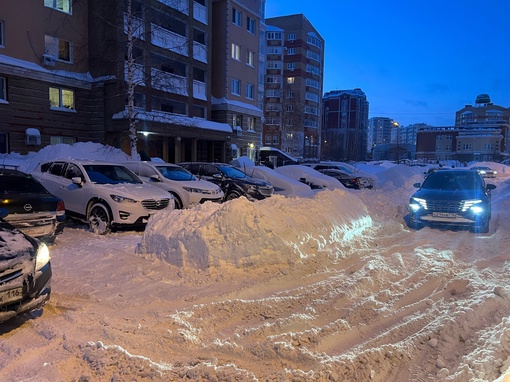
[93, 183, 170, 200]
[0, 227, 34, 263]
[174, 179, 221, 191]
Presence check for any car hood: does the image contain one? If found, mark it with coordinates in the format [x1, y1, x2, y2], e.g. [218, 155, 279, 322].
[238, 177, 273, 188]
[0, 227, 34, 263]
[168, 179, 221, 191]
[93, 183, 170, 200]
[412, 188, 487, 201]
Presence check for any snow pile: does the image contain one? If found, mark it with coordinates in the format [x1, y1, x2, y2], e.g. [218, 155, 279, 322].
[139, 188, 372, 269]
[374, 164, 425, 190]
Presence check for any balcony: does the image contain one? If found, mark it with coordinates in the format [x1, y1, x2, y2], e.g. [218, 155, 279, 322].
[124, 14, 145, 40]
[193, 41, 207, 63]
[151, 68, 188, 96]
[124, 62, 145, 86]
[157, 0, 189, 15]
[193, 1, 207, 24]
[193, 80, 206, 100]
[151, 24, 188, 56]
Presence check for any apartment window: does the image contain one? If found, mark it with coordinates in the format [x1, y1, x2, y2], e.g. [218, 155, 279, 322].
[0, 77, 6, 101]
[286, 105, 294, 112]
[267, 61, 282, 69]
[307, 36, 322, 49]
[265, 134, 272, 145]
[267, 32, 282, 40]
[246, 17, 256, 34]
[246, 83, 254, 99]
[193, 105, 206, 118]
[306, 64, 320, 75]
[273, 135, 279, 144]
[0, 21, 4, 47]
[51, 136, 76, 145]
[246, 50, 255, 67]
[288, 33, 296, 41]
[287, 48, 296, 55]
[231, 43, 241, 61]
[287, 63, 295, 70]
[49, 87, 75, 110]
[45, 35, 72, 62]
[232, 8, 241, 26]
[286, 91, 294, 98]
[231, 78, 241, 95]
[307, 50, 320, 62]
[247, 117, 255, 131]
[44, 0, 71, 13]
[266, 76, 281, 84]
[286, 77, 295, 84]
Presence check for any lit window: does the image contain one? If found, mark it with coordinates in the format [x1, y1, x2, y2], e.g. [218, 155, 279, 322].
[49, 87, 75, 110]
[231, 43, 241, 61]
[232, 8, 241, 26]
[44, 0, 71, 13]
[231, 79, 241, 95]
[287, 77, 295, 84]
[247, 17, 256, 34]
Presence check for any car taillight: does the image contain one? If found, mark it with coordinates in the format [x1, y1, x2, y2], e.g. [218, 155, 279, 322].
[56, 200, 66, 216]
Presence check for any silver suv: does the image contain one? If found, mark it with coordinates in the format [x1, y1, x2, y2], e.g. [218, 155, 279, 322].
[122, 161, 224, 209]
[32, 159, 173, 234]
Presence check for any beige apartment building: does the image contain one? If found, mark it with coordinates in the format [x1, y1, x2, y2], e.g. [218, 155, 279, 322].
[0, 0, 241, 163]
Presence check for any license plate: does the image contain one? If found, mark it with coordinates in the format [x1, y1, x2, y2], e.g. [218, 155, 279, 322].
[432, 212, 458, 218]
[0, 287, 23, 305]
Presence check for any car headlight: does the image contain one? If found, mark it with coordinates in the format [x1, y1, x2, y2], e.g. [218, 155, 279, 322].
[410, 197, 427, 211]
[110, 194, 137, 203]
[461, 199, 482, 212]
[183, 186, 207, 194]
[35, 242, 50, 271]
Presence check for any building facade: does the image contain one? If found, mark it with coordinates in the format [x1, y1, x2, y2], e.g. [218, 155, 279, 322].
[263, 14, 324, 161]
[0, 0, 247, 163]
[210, 0, 265, 163]
[322, 88, 369, 161]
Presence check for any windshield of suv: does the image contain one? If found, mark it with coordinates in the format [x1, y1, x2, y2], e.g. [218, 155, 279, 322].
[421, 171, 483, 190]
[217, 165, 249, 179]
[156, 165, 196, 181]
[84, 165, 142, 184]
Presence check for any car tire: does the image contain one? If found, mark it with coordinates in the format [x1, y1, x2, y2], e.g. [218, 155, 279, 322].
[88, 202, 112, 235]
[172, 194, 183, 210]
[225, 191, 241, 201]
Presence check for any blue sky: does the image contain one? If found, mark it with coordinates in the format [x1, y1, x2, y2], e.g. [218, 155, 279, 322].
[265, 0, 510, 127]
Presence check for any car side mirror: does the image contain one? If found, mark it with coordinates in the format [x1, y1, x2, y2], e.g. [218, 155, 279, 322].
[71, 177, 83, 187]
[413, 182, 421, 188]
[150, 174, 161, 182]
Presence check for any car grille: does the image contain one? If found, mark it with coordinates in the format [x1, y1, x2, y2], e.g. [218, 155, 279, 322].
[0, 267, 23, 285]
[258, 186, 274, 197]
[141, 198, 171, 211]
[426, 200, 463, 213]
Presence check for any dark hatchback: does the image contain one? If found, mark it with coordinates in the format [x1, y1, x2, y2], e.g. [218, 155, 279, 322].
[318, 169, 374, 189]
[178, 162, 274, 201]
[408, 169, 496, 233]
[0, 210, 52, 324]
[0, 169, 65, 243]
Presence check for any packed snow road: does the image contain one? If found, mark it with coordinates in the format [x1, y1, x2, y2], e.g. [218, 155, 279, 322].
[1, 175, 510, 382]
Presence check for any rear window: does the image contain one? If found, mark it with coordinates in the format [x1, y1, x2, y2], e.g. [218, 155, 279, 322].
[0, 176, 50, 194]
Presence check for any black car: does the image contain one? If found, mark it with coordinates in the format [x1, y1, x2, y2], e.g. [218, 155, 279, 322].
[408, 169, 496, 233]
[178, 162, 274, 201]
[318, 169, 373, 189]
[0, 169, 65, 243]
[0, 209, 52, 323]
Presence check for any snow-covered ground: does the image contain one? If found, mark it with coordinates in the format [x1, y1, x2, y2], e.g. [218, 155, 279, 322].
[2, 143, 510, 381]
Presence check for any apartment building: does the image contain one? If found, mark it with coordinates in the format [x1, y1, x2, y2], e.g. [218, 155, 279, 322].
[322, 88, 369, 161]
[263, 14, 324, 161]
[210, 0, 265, 163]
[0, 0, 236, 163]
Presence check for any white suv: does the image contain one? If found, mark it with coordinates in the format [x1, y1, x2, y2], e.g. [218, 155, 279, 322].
[32, 159, 173, 234]
[122, 161, 224, 209]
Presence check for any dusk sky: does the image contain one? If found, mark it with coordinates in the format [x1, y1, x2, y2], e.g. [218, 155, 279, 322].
[265, 0, 510, 127]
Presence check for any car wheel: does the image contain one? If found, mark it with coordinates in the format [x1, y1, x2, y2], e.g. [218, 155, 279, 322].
[472, 219, 489, 234]
[172, 194, 183, 209]
[225, 191, 241, 201]
[88, 202, 112, 235]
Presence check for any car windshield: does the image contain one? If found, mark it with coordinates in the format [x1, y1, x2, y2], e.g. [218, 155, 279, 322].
[84, 165, 142, 184]
[217, 165, 249, 179]
[421, 171, 483, 190]
[156, 166, 196, 181]
[0, 176, 50, 194]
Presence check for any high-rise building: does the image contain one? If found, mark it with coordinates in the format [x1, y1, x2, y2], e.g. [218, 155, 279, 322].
[368, 117, 396, 150]
[211, 0, 265, 163]
[322, 89, 369, 161]
[263, 14, 324, 161]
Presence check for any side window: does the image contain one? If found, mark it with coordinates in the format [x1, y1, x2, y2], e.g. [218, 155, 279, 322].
[40, 162, 52, 172]
[203, 165, 219, 177]
[64, 163, 83, 180]
[49, 162, 66, 176]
